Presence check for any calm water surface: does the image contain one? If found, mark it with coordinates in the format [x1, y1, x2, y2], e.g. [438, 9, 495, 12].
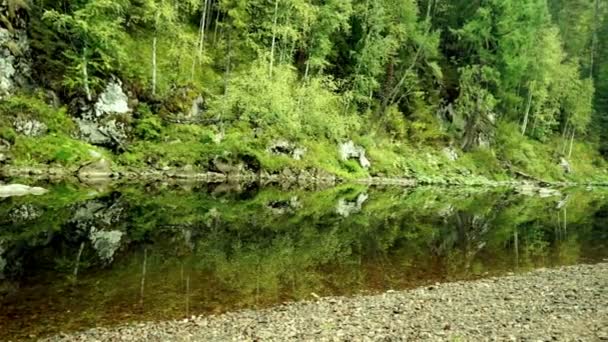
[0, 182, 607, 340]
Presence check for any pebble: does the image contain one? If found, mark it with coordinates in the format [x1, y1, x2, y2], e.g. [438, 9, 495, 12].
[41, 263, 607, 342]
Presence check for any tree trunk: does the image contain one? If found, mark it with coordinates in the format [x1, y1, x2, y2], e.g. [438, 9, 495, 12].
[185, 274, 190, 316]
[139, 248, 147, 307]
[568, 130, 575, 158]
[213, 7, 221, 46]
[521, 88, 533, 135]
[191, 0, 209, 79]
[269, 0, 279, 77]
[83, 47, 91, 102]
[198, 0, 209, 58]
[382, 0, 433, 112]
[561, 121, 570, 154]
[152, 36, 157, 96]
[590, 0, 600, 78]
[72, 242, 85, 282]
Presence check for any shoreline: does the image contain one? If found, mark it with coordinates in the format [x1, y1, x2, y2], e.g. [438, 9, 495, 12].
[41, 263, 608, 341]
[2, 165, 607, 189]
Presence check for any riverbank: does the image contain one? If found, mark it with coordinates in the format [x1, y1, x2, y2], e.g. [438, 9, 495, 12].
[4, 164, 608, 190]
[40, 263, 607, 341]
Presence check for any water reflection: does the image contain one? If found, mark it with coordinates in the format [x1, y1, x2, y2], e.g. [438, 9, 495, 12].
[0, 182, 607, 340]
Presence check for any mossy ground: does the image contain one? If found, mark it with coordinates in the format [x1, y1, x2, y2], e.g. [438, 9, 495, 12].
[1, 94, 607, 184]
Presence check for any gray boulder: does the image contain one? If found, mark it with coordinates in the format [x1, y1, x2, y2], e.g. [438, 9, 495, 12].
[267, 140, 307, 161]
[0, 27, 31, 99]
[9, 204, 43, 222]
[77, 80, 131, 149]
[77, 118, 129, 148]
[339, 141, 371, 169]
[14, 117, 48, 137]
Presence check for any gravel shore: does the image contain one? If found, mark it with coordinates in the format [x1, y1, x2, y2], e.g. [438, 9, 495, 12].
[44, 263, 608, 341]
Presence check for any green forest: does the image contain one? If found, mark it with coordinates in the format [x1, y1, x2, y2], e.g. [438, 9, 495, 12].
[1, 0, 607, 184]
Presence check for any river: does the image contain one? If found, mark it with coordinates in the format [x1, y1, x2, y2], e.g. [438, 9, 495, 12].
[1, 181, 607, 340]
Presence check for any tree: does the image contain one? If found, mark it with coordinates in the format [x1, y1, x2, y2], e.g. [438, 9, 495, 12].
[41, 0, 130, 100]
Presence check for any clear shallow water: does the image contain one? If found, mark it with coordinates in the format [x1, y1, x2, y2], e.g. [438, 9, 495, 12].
[0, 182, 607, 340]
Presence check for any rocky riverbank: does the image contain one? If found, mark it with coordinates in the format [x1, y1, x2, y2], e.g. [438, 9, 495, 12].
[41, 263, 607, 341]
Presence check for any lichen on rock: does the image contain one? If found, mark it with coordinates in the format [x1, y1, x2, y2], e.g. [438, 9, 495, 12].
[339, 141, 371, 169]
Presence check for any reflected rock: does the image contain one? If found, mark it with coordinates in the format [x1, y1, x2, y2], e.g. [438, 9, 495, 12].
[89, 229, 123, 263]
[9, 204, 43, 222]
[0, 184, 48, 198]
[336, 193, 368, 217]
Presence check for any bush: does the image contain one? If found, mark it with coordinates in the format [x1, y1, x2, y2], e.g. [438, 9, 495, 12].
[0, 93, 75, 134]
[134, 115, 163, 141]
[207, 62, 360, 142]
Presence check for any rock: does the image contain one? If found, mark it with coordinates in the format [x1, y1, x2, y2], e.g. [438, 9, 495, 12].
[211, 156, 242, 175]
[77, 118, 129, 149]
[0, 27, 31, 100]
[0, 138, 10, 151]
[189, 95, 204, 119]
[88, 149, 103, 159]
[94, 80, 130, 118]
[560, 158, 571, 174]
[293, 147, 306, 161]
[538, 188, 561, 198]
[336, 193, 368, 217]
[78, 158, 113, 179]
[267, 140, 307, 160]
[89, 229, 124, 263]
[339, 141, 371, 169]
[0, 49, 16, 98]
[0, 184, 48, 198]
[14, 117, 48, 137]
[443, 147, 459, 161]
[75, 79, 131, 149]
[9, 204, 43, 222]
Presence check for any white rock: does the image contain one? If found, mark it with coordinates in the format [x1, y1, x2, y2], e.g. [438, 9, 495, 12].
[88, 149, 103, 159]
[443, 147, 459, 161]
[559, 157, 571, 174]
[94, 80, 130, 117]
[0, 184, 48, 198]
[14, 117, 47, 137]
[339, 141, 371, 169]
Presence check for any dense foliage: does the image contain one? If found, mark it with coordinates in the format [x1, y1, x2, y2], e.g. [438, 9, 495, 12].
[1, 0, 607, 180]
